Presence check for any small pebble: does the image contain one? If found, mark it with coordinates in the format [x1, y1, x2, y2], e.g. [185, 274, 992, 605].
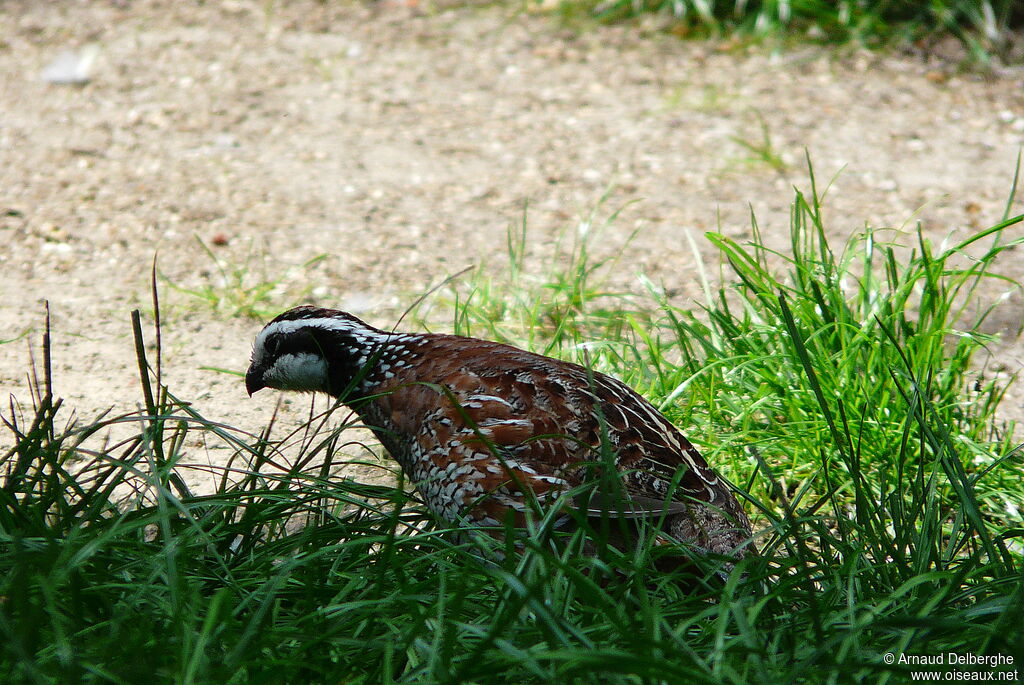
[41, 45, 99, 85]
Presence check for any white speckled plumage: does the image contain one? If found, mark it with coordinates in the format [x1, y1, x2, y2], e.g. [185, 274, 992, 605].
[246, 306, 755, 566]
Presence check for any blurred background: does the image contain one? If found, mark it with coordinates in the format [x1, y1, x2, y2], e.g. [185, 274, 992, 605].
[1, 0, 1023, 432]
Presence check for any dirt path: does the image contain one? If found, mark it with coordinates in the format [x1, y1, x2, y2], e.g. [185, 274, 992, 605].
[2, 1, 1023, 483]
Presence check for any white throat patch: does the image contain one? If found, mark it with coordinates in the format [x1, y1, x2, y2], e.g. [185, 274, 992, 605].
[262, 352, 330, 392]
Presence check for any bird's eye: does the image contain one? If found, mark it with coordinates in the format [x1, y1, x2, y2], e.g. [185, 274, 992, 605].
[265, 335, 280, 356]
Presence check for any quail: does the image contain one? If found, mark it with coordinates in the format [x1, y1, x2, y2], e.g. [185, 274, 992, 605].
[246, 306, 754, 566]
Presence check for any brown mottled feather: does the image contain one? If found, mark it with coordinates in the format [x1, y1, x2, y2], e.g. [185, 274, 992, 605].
[247, 308, 754, 565]
[357, 336, 751, 559]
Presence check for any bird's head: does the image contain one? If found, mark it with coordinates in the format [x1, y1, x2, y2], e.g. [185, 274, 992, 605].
[245, 306, 386, 398]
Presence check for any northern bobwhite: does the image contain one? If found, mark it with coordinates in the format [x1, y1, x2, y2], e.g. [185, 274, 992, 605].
[246, 306, 754, 567]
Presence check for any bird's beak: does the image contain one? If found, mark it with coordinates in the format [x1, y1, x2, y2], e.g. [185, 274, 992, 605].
[245, 367, 265, 397]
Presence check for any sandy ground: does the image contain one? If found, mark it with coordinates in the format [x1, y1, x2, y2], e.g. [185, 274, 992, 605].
[2, 1, 1023, 493]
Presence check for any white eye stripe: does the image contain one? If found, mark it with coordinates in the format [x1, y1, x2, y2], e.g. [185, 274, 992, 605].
[260, 317, 374, 339]
[254, 315, 426, 368]
[254, 316, 381, 365]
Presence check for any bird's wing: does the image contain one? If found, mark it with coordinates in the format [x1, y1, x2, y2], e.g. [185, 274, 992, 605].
[375, 337, 744, 527]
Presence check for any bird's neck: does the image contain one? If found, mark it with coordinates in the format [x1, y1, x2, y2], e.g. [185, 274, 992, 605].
[322, 328, 426, 401]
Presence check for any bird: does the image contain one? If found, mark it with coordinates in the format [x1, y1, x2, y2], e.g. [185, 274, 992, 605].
[245, 306, 754, 570]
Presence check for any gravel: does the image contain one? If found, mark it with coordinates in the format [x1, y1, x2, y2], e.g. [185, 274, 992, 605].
[2, 0, 1022, 484]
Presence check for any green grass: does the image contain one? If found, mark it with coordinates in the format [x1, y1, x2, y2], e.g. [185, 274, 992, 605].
[550, 0, 1023, 63]
[162, 236, 326, 320]
[730, 112, 788, 173]
[3, 166, 1024, 683]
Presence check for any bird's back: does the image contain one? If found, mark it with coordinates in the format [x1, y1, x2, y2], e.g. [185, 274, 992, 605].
[352, 332, 753, 559]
